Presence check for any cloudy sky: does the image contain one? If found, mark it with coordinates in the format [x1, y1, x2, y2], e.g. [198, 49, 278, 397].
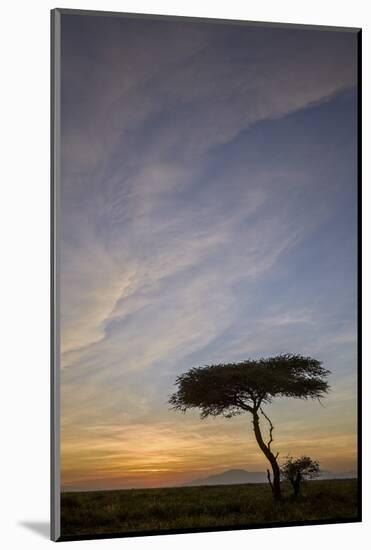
[59, 13, 358, 491]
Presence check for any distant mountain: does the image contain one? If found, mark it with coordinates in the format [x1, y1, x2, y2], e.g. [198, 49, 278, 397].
[184, 469, 267, 486]
[184, 468, 357, 487]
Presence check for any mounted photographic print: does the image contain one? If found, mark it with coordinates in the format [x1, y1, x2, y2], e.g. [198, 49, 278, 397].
[51, 8, 361, 542]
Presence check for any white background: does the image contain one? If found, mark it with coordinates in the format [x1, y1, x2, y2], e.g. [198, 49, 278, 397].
[0, 0, 369, 548]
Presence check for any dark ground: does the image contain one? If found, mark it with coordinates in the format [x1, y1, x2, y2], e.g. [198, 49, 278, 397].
[61, 478, 358, 537]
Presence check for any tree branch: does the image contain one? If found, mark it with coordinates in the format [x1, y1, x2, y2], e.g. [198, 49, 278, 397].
[260, 407, 274, 452]
[235, 397, 253, 413]
[256, 393, 265, 410]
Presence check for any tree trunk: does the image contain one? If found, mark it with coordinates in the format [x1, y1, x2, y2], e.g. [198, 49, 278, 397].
[252, 411, 281, 500]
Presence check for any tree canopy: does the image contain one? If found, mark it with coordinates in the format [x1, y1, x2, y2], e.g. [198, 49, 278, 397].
[169, 353, 330, 419]
[281, 456, 320, 482]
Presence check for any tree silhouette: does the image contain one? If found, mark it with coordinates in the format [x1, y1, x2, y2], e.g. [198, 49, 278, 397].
[281, 455, 320, 497]
[169, 353, 330, 500]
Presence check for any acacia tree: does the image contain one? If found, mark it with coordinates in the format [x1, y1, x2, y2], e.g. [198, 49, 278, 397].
[280, 456, 320, 497]
[169, 354, 330, 500]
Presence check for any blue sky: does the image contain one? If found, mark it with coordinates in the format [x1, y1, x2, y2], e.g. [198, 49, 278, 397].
[59, 14, 358, 490]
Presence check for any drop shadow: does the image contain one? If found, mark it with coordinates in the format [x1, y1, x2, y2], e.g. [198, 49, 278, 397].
[19, 521, 50, 539]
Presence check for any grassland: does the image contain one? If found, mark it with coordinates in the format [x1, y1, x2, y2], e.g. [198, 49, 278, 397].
[61, 478, 358, 538]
